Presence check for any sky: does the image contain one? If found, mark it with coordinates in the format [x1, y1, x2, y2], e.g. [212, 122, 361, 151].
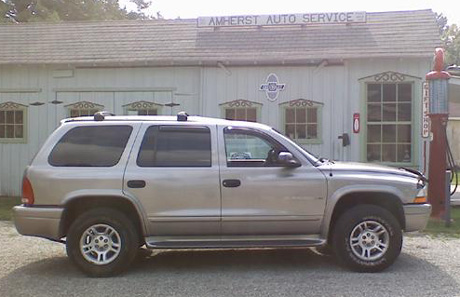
[121, 0, 460, 25]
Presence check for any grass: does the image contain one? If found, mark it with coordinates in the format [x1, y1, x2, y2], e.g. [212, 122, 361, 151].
[452, 171, 459, 186]
[423, 207, 460, 238]
[0, 196, 21, 221]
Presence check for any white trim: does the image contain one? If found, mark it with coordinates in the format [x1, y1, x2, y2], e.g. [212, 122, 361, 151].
[0, 88, 41, 93]
[449, 76, 460, 86]
[53, 87, 177, 92]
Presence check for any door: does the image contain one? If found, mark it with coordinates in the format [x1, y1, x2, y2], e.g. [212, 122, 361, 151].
[219, 126, 327, 235]
[124, 123, 221, 236]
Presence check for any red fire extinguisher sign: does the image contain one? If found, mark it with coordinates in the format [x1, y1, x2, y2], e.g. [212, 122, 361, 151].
[353, 113, 360, 133]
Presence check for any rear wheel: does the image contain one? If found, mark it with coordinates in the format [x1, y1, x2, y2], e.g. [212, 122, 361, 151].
[332, 205, 402, 272]
[66, 208, 139, 277]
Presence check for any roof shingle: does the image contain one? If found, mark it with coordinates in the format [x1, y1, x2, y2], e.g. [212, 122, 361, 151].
[0, 9, 441, 66]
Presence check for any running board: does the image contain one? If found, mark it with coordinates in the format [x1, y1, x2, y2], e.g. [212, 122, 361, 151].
[145, 235, 326, 249]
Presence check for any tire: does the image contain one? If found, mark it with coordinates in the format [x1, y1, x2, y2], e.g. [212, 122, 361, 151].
[66, 208, 139, 277]
[332, 205, 402, 272]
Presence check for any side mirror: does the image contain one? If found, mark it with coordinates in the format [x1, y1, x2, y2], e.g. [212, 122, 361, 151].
[278, 152, 301, 168]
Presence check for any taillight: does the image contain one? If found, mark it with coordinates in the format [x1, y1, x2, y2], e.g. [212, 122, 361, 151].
[22, 177, 35, 205]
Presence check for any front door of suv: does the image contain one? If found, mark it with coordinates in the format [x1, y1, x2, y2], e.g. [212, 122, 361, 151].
[219, 126, 327, 235]
[124, 123, 221, 236]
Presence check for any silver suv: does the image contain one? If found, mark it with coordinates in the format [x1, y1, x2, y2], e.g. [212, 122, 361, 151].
[13, 112, 431, 276]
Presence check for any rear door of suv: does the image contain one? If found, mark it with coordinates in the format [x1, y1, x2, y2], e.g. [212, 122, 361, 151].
[31, 121, 140, 206]
[123, 122, 221, 236]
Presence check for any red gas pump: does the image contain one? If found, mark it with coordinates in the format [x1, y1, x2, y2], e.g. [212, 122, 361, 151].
[426, 48, 451, 218]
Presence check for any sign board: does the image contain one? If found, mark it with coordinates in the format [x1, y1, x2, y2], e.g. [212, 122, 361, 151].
[259, 73, 285, 101]
[353, 113, 360, 133]
[198, 12, 366, 28]
[422, 82, 430, 138]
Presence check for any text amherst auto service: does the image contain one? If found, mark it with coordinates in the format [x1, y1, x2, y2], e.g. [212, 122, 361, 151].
[197, 12, 366, 27]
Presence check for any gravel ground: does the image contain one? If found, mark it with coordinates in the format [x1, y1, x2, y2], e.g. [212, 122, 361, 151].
[0, 221, 459, 297]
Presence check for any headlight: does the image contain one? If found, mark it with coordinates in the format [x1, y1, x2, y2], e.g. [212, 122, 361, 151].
[413, 188, 427, 204]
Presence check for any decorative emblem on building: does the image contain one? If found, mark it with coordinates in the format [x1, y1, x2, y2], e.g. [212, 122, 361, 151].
[30, 102, 45, 106]
[220, 99, 261, 108]
[0, 101, 28, 109]
[358, 71, 420, 82]
[122, 100, 163, 109]
[259, 73, 285, 101]
[65, 101, 104, 109]
[281, 98, 323, 107]
[373, 71, 406, 82]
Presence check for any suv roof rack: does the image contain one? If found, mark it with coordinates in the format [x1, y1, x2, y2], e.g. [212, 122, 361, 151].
[94, 111, 115, 121]
[177, 111, 189, 122]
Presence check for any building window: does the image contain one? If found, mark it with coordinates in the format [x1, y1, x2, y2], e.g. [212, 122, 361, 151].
[65, 101, 104, 118]
[123, 101, 163, 115]
[366, 83, 412, 163]
[220, 99, 262, 122]
[0, 101, 27, 142]
[280, 99, 323, 144]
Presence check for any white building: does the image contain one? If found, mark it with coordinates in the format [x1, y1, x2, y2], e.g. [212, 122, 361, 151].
[0, 9, 440, 196]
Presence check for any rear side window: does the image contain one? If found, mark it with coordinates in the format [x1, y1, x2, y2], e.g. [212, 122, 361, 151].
[137, 126, 211, 167]
[49, 126, 133, 167]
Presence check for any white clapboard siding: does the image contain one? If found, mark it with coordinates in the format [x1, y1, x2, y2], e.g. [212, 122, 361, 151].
[0, 66, 202, 196]
[201, 65, 348, 159]
[0, 58, 431, 196]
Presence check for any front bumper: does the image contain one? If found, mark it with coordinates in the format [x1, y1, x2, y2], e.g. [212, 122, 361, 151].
[403, 204, 431, 232]
[13, 205, 63, 240]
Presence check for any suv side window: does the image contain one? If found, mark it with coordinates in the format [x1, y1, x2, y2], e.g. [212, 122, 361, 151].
[48, 125, 133, 167]
[137, 126, 212, 167]
[224, 127, 288, 167]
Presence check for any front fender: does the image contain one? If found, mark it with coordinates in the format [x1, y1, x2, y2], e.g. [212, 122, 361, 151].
[320, 185, 405, 238]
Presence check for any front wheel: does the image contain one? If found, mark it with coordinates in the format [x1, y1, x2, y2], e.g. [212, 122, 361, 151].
[66, 208, 139, 277]
[332, 205, 402, 272]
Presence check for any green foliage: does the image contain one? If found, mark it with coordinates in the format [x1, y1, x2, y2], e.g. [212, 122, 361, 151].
[436, 13, 460, 66]
[0, 0, 152, 23]
[443, 25, 460, 65]
[424, 207, 460, 238]
[0, 197, 20, 221]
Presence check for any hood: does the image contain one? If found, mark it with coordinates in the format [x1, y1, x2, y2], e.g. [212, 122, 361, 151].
[318, 161, 424, 180]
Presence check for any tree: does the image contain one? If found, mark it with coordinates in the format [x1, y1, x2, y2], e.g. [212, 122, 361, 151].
[436, 13, 460, 66]
[443, 25, 460, 65]
[0, 0, 152, 23]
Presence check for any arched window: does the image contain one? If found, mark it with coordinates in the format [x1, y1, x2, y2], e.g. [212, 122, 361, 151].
[123, 101, 163, 115]
[65, 101, 104, 118]
[0, 101, 28, 143]
[220, 99, 262, 122]
[280, 99, 323, 144]
[359, 71, 420, 164]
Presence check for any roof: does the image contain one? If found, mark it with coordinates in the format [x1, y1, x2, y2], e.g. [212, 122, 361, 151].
[62, 114, 272, 130]
[0, 9, 441, 66]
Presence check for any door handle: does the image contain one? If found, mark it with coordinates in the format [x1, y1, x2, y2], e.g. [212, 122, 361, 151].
[222, 179, 241, 188]
[127, 180, 146, 188]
